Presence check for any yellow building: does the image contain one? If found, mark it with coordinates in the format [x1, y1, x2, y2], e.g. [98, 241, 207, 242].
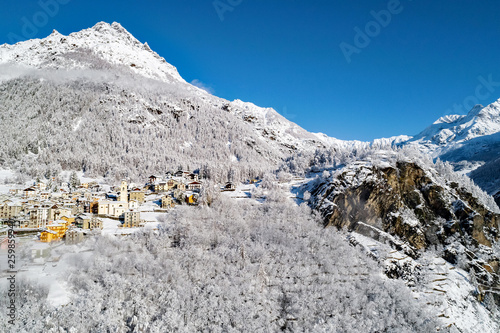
[186, 194, 198, 205]
[40, 222, 68, 243]
[60, 215, 75, 227]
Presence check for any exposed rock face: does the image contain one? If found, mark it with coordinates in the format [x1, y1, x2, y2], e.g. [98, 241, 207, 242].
[495, 191, 500, 209]
[310, 160, 500, 304]
[311, 161, 499, 255]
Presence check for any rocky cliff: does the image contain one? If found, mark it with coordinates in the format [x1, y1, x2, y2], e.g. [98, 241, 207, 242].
[309, 159, 500, 302]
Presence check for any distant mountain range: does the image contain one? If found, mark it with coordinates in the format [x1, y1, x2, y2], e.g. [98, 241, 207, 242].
[402, 100, 500, 204]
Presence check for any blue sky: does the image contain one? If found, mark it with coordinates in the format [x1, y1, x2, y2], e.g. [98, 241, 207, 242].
[1, 0, 500, 141]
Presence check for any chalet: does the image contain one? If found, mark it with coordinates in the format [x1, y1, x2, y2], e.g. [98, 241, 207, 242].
[187, 173, 199, 181]
[61, 215, 75, 226]
[87, 216, 103, 230]
[9, 189, 21, 196]
[23, 187, 36, 198]
[222, 182, 236, 191]
[49, 205, 72, 221]
[174, 170, 184, 177]
[122, 210, 140, 228]
[27, 199, 41, 205]
[177, 182, 187, 191]
[29, 206, 50, 228]
[154, 182, 167, 193]
[187, 181, 202, 191]
[148, 175, 158, 184]
[90, 184, 101, 192]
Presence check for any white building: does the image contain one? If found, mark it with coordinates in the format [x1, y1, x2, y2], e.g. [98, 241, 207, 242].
[98, 200, 128, 218]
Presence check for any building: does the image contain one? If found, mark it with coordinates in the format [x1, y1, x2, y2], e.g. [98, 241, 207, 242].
[87, 216, 103, 230]
[40, 192, 51, 200]
[40, 222, 67, 243]
[154, 182, 167, 193]
[23, 187, 37, 198]
[222, 182, 236, 191]
[65, 228, 84, 245]
[75, 213, 91, 229]
[128, 200, 139, 210]
[98, 200, 128, 218]
[49, 205, 72, 221]
[161, 195, 174, 209]
[119, 180, 128, 203]
[186, 194, 198, 205]
[167, 179, 178, 190]
[0, 201, 23, 219]
[129, 189, 145, 204]
[35, 181, 47, 191]
[76, 214, 103, 230]
[122, 210, 140, 228]
[187, 173, 199, 181]
[187, 181, 202, 191]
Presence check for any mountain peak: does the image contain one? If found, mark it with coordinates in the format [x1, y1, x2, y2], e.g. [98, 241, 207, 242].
[0, 21, 184, 84]
[90, 21, 133, 38]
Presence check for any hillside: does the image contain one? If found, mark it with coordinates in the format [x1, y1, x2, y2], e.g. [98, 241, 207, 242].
[301, 148, 500, 331]
[0, 22, 337, 182]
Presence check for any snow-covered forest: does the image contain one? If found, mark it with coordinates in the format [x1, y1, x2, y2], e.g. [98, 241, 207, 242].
[0, 197, 441, 332]
[0, 71, 284, 183]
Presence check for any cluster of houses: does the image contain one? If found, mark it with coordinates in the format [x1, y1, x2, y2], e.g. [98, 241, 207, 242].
[0, 170, 206, 244]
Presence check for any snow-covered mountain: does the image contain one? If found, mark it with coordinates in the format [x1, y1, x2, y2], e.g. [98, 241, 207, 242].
[407, 101, 500, 156]
[0, 22, 350, 181]
[401, 100, 500, 204]
[0, 22, 184, 84]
